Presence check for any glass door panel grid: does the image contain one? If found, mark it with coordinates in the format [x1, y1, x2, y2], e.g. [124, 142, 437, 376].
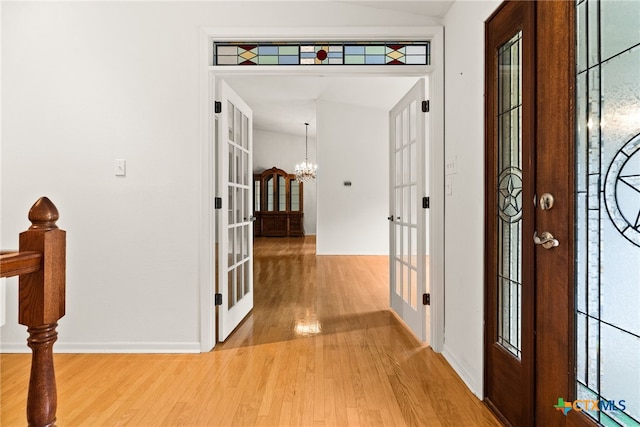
[496, 30, 523, 359]
[227, 101, 251, 309]
[393, 103, 419, 310]
[576, 0, 640, 425]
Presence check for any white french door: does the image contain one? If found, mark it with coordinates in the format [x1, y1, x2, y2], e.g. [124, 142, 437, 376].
[389, 79, 429, 343]
[217, 80, 254, 342]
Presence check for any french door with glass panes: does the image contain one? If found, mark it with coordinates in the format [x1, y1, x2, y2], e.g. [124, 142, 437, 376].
[389, 78, 429, 343]
[217, 80, 254, 342]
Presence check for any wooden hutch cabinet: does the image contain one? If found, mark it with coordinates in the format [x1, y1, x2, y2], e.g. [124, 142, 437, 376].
[253, 167, 304, 237]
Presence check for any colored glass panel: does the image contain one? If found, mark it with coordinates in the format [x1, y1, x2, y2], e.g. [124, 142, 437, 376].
[258, 46, 278, 55]
[365, 45, 386, 55]
[278, 46, 298, 55]
[217, 56, 239, 65]
[258, 56, 278, 65]
[345, 55, 365, 65]
[218, 46, 238, 56]
[239, 51, 257, 60]
[345, 45, 365, 55]
[279, 56, 298, 65]
[365, 55, 386, 64]
[387, 50, 404, 60]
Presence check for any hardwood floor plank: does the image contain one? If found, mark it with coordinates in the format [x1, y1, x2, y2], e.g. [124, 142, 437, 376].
[1, 236, 502, 426]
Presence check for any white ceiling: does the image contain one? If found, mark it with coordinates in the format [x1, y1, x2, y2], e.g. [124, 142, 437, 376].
[222, 75, 422, 137]
[218, 0, 453, 138]
[340, 1, 455, 19]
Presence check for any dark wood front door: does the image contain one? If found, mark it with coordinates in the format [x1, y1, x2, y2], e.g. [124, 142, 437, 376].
[485, 1, 578, 426]
[484, 2, 536, 425]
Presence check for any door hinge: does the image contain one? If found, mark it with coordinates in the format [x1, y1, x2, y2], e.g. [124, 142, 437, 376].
[214, 101, 222, 114]
[215, 197, 222, 209]
[423, 196, 430, 209]
[423, 293, 431, 306]
[215, 293, 222, 306]
[422, 100, 430, 113]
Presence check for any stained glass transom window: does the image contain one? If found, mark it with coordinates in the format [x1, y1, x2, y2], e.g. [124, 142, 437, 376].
[213, 42, 430, 66]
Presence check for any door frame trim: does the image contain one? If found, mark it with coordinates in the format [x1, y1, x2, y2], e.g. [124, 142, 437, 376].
[198, 26, 445, 352]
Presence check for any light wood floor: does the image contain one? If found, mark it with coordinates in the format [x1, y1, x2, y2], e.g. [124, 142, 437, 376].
[1, 237, 501, 426]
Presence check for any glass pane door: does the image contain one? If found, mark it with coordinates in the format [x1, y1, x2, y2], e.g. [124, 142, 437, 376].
[218, 80, 254, 342]
[575, 1, 640, 424]
[389, 78, 427, 342]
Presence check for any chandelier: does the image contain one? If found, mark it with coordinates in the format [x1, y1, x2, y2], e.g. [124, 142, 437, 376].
[295, 122, 317, 183]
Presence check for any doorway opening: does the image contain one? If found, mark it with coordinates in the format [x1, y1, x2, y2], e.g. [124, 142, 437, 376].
[199, 26, 445, 353]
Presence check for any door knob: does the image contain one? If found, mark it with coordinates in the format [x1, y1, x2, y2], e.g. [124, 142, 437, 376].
[388, 215, 394, 221]
[533, 231, 559, 249]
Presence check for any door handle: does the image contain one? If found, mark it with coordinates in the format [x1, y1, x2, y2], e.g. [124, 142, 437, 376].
[533, 231, 559, 249]
[388, 215, 394, 221]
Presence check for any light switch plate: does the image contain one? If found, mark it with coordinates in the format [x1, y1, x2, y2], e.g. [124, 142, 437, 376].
[115, 159, 126, 176]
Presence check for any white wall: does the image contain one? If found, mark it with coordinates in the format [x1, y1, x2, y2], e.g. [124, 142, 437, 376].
[0, 1, 432, 351]
[441, 0, 501, 398]
[0, 3, 4, 330]
[253, 128, 317, 235]
[316, 100, 389, 255]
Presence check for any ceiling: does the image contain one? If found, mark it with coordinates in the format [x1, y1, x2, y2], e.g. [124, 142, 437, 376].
[340, 1, 455, 19]
[218, 0, 453, 138]
[222, 75, 422, 137]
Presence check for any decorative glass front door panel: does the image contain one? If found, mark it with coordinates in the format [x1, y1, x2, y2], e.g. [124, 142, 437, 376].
[497, 31, 523, 359]
[575, 0, 640, 424]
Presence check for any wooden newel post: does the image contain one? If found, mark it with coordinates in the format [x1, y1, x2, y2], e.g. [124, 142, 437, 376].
[18, 197, 66, 427]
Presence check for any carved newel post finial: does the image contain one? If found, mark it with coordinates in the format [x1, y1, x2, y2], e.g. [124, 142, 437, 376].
[28, 197, 59, 231]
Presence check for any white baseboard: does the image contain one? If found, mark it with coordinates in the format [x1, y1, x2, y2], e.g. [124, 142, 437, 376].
[442, 344, 483, 400]
[0, 341, 201, 354]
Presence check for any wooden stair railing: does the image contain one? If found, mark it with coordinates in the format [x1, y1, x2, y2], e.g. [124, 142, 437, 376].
[0, 197, 66, 427]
